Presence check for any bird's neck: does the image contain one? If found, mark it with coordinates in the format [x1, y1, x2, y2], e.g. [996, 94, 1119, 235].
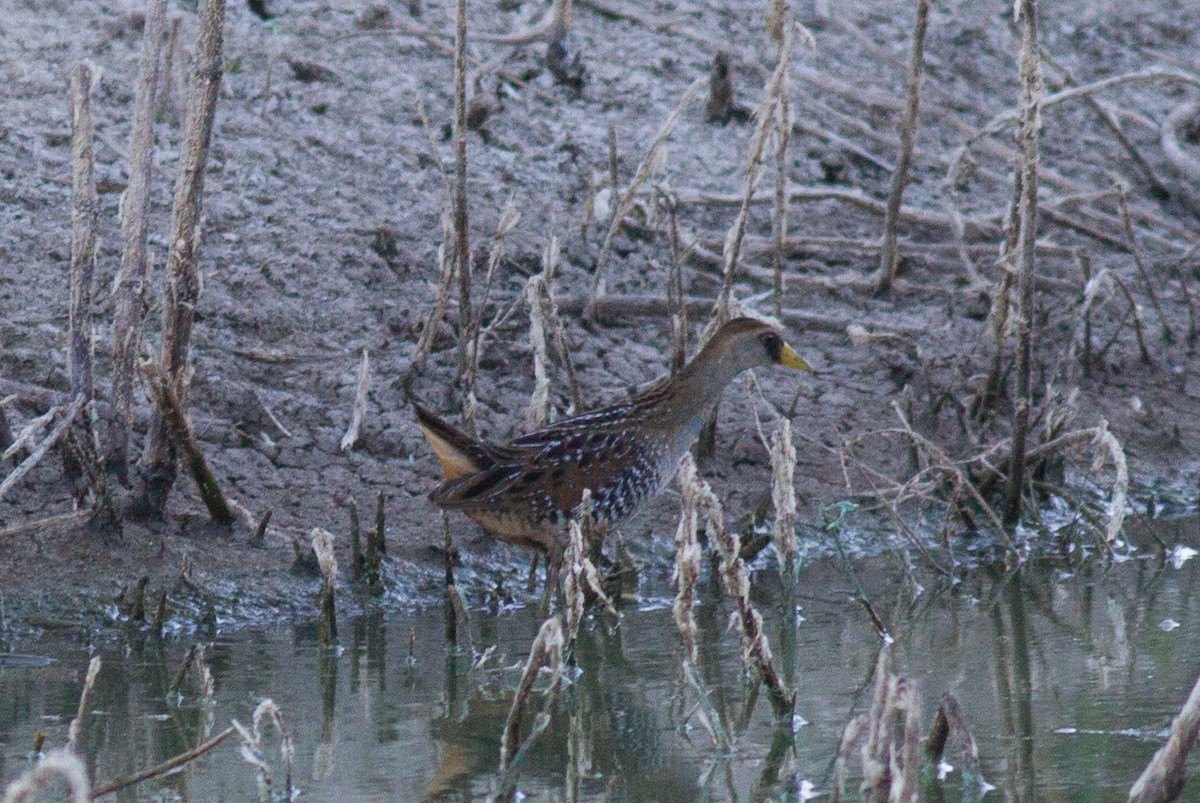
[645, 339, 744, 430]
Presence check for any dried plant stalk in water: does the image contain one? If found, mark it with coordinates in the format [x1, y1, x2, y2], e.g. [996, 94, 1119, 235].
[684, 455, 793, 718]
[312, 528, 338, 645]
[496, 617, 565, 802]
[66, 656, 101, 752]
[860, 648, 920, 803]
[565, 491, 616, 642]
[1, 749, 90, 803]
[1129, 670, 1200, 803]
[674, 456, 731, 747]
[673, 456, 702, 664]
[1091, 420, 1128, 547]
[232, 699, 294, 803]
[89, 727, 236, 799]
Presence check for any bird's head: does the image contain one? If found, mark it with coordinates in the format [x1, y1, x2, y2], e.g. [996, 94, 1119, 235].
[710, 317, 811, 373]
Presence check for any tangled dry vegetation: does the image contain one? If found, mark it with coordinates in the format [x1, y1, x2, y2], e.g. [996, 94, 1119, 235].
[2, 0, 1197, 570]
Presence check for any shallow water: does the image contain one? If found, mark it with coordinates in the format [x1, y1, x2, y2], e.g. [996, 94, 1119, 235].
[3, 531, 1200, 801]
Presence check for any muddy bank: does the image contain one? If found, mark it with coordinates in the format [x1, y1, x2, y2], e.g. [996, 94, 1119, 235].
[2, 0, 1200, 621]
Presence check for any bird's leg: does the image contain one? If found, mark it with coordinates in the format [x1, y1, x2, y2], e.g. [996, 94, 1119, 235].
[538, 542, 564, 615]
[525, 550, 540, 594]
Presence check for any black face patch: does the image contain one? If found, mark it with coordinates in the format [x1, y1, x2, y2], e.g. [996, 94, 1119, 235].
[758, 331, 783, 362]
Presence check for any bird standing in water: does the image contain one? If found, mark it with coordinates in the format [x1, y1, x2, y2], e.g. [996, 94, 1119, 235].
[414, 317, 810, 558]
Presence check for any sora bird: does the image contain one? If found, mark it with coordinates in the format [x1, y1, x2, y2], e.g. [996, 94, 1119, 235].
[413, 317, 810, 557]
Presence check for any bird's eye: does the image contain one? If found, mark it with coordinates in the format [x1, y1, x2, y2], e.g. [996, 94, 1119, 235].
[758, 331, 782, 358]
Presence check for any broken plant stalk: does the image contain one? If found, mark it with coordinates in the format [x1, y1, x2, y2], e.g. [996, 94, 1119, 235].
[143, 363, 235, 526]
[108, 0, 167, 481]
[452, 0, 473, 378]
[682, 453, 793, 719]
[1002, 0, 1043, 527]
[138, 0, 226, 517]
[875, 0, 931, 295]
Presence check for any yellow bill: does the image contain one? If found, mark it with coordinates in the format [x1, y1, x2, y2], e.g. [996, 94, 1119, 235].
[779, 342, 812, 371]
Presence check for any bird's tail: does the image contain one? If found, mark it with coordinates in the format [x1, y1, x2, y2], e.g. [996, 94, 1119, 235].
[412, 401, 491, 481]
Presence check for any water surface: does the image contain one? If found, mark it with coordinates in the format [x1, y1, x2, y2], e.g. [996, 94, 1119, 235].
[2, 530, 1200, 801]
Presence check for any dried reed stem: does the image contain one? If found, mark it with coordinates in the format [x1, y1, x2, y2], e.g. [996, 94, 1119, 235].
[588, 77, 705, 306]
[108, 0, 167, 481]
[0, 395, 84, 502]
[312, 528, 338, 645]
[924, 692, 983, 785]
[168, 643, 199, 695]
[1110, 273, 1155, 364]
[348, 497, 363, 581]
[364, 490, 387, 592]
[1129, 670, 1200, 803]
[1, 749, 90, 803]
[2, 407, 56, 463]
[1115, 185, 1173, 343]
[769, 419, 798, 580]
[496, 617, 564, 802]
[462, 201, 521, 432]
[65, 61, 110, 510]
[1091, 420, 1128, 547]
[1041, 49, 1171, 199]
[672, 457, 702, 665]
[716, 24, 795, 321]
[860, 648, 920, 803]
[705, 51, 735, 123]
[68, 62, 98, 407]
[452, 0, 473, 377]
[412, 210, 456, 372]
[90, 727, 235, 799]
[0, 404, 13, 461]
[683, 454, 793, 719]
[158, 16, 181, 122]
[339, 349, 371, 452]
[875, 0, 931, 295]
[139, 0, 226, 516]
[563, 491, 616, 648]
[672, 458, 729, 745]
[232, 699, 295, 803]
[525, 263, 553, 431]
[143, 363, 235, 525]
[66, 656, 101, 752]
[1002, 0, 1043, 527]
[771, 75, 790, 318]
[665, 198, 688, 375]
